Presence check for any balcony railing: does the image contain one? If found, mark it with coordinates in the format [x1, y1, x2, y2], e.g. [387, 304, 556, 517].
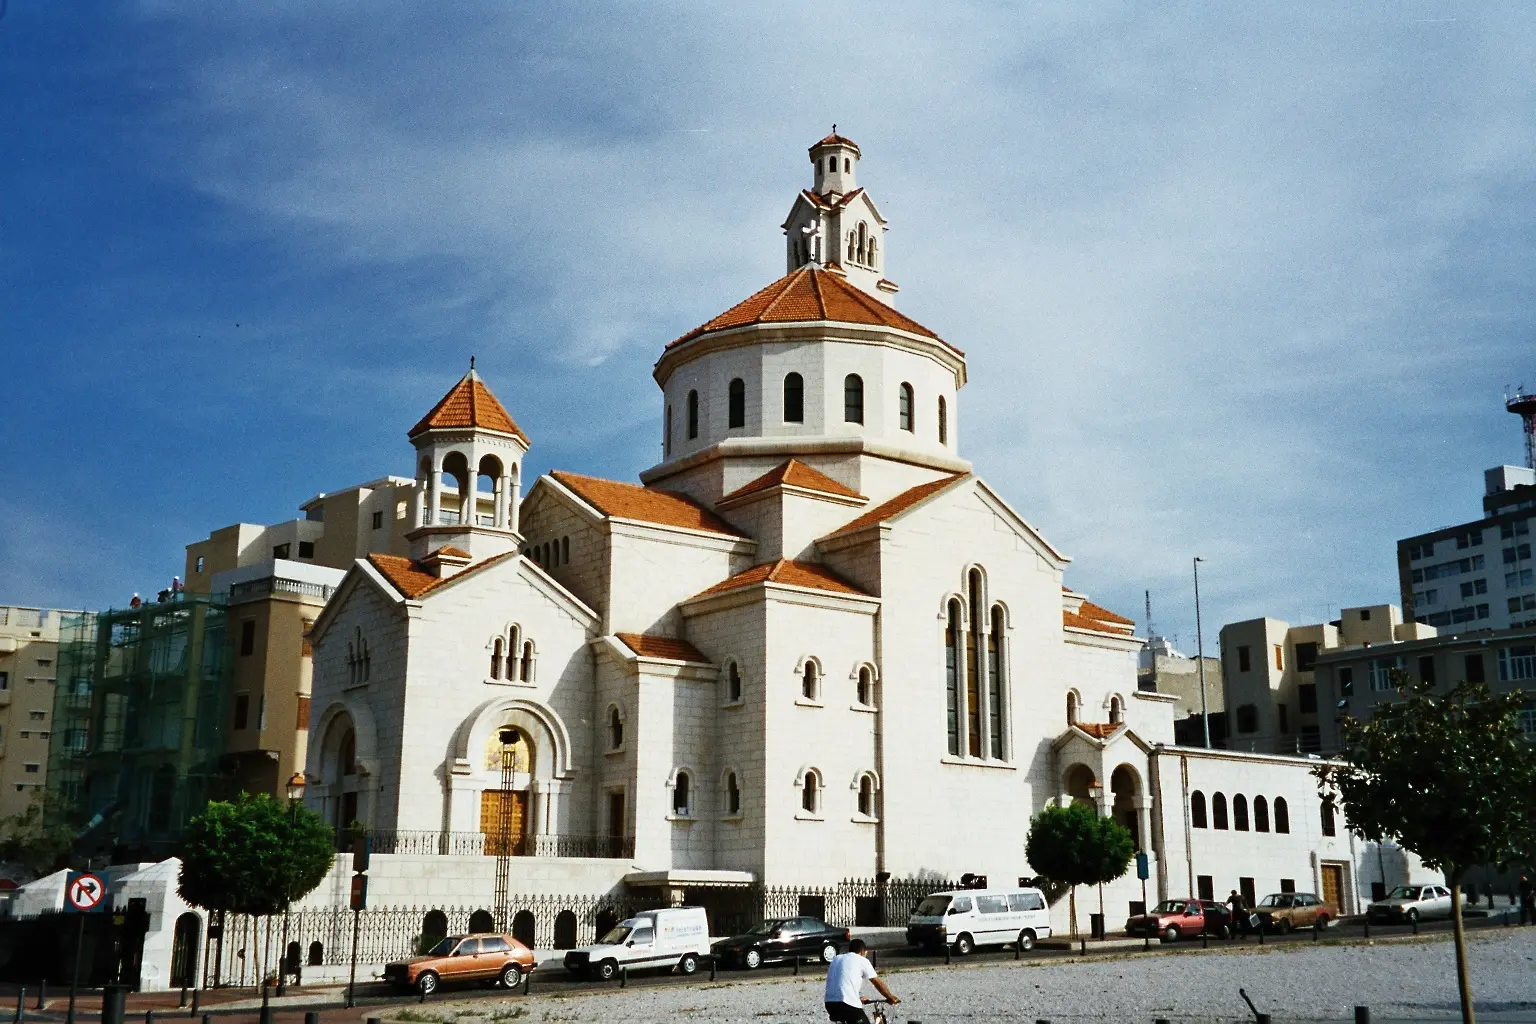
[229, 577, 335, 602]
[340, 830, 634, 860]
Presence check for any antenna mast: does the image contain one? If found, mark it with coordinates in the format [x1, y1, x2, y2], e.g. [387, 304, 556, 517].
[1145, 589, 1153, 638]
[1508, 387, 1536, 470]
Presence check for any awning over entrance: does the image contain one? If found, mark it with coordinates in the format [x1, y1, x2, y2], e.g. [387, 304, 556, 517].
[624, 869, 757, 889]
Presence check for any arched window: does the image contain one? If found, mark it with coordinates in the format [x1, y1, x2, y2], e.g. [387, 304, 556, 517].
[1190, 790, 1208, 828]
[857, 774, 876, 817]
[664, 405, 672, 456]
[802, 660, 820, 701]
[1109, 695, 1124, 724]
[608, 707, 623, 750]
[728, 378, 745, 429]
[672, 771, 691, 816]
[801, 769, 820, 813]
[965, 570, 984, 757]
[783, 373, 804, 423]
[938, 396, 948, 445]
[1212, 792, 1229, 830]
[867, 236, 877, 268]
[724, 771, 741, 815]
[553, 911, 578, 950]
[1321, 797, 1336, 837]
[520, 641, 534, 683]
[857, 666, 874, 707]
[307, 941, 324, 967]
[687, 389, 699, 439]
[727, 662, 742, 703]
[857, 223, 868, 264]
[1254, 796, 1270, 833]
[847, 232, 856, 262]
[988, 604, 1007, 759]
[898, 382, 914, 432]
[1234, 794, 1250, 831]
[490, 637, 504, 679]
[1274, 797, 1291, 834]
[508, 625, 521, 678]
[844, 158, 850, 173]
[827, 156, 836, 173]
[338, 728, 357, 777]
[471, 909, 497, 934]
[510, 911, 534, 947]
[843, 374, 864, 424]
[1066, 691, 1079, 725]
[945, 600, 963, 755]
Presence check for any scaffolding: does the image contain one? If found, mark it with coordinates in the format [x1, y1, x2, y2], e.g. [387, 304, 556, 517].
[48, 594, 230, 861]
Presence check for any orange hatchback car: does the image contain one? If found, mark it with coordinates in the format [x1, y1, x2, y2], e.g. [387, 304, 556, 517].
[384, 934, 535, 995]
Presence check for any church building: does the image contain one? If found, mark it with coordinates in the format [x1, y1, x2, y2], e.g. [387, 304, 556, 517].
[303, 135, 1414, 937]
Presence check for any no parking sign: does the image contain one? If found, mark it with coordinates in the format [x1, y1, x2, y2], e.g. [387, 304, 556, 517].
[64, 871, 106, 913]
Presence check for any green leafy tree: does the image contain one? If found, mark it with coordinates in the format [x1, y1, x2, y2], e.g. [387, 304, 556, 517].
[0, 801, 75, 879]
[1025, 801, 1135, 937]
[179, 792, 335, 911]
[1314, 673, 1536, 1024]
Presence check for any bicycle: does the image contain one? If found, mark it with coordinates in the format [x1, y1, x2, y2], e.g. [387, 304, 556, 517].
[866, 998, 894, 1024]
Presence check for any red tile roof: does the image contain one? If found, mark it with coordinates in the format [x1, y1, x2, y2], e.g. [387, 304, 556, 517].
[823, 474, 967, 539]
[551, 471, 745, 537]
[719, 460, 865, 504]
[367, 550, 517, 600]
[1079, 600, 1134, 625]
[798, 188, 867, 212]
[434, 546, 471, 559]
[615, 632, 710, 663]
[1076, 722, 1119, 740]
[693, 559, 868, 600]
[1064, 599, 1137, 636]
[409, 371, 528, 442]
[810, 133, 861, 155]
[667, 266, 945, 350]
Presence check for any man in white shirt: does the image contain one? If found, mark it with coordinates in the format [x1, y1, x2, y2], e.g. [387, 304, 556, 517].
[823, 939, 899, 1024]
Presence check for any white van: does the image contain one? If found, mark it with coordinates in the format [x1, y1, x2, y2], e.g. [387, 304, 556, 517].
[563, 906, 711, 980]
[906, 887, 1052, 954]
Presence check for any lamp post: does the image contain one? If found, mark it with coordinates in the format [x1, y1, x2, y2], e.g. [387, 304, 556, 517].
[494, 729, 522, 932]
[1194, 556, 1211, 748]
[277, 772, 305, 996]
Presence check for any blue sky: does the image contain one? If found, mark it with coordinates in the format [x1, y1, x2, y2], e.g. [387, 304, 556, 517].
[2, 2, 1533, 651]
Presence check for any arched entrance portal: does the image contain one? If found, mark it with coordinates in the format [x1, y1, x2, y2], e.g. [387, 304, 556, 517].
[1110, 764, 1142, 849]
[170, 912, 201, 989]
[481, 728, 535, 855]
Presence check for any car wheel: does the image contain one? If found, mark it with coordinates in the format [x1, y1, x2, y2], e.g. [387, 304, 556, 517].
[1316, 915, 1330, 929]
[820, 942, 838, 963]
[743, 948, 763, 969]
[416, 971, 439, 996]
[1278, 919, 1292, 935]
[595, 959, 619, 982]
[1162, 926, 1180, 944]
[499, 963, 522, 989]
[1218, 924, 1232, 940]
[1406, 909, 1419, 924]
[1016, 929, 1036, 952]
[953, 933, 974, 956]
[678, 953, 700, 975]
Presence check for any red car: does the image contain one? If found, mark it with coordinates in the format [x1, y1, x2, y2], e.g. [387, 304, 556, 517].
[1125, 899, 1233, 942]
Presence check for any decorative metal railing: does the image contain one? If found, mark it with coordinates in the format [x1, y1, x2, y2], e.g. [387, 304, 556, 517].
[337, 830, 636, 860]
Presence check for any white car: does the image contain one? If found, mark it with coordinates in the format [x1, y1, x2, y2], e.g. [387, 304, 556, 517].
[562, 906, 711, 980]
[1367, 884, 1454, 923]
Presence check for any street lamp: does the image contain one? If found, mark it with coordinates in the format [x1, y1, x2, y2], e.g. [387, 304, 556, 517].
[286, 772, 306, 804]
[1194, 556, 1211, 748]
[278, 772, 306, 995]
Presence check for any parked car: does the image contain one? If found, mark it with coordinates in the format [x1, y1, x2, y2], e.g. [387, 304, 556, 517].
[905, 886, 1052, 954]
[1253, 892, 1337, 933]
[1367, 884, 1454, 924]
[563, 906, 712, 981]
[711, 917, 849, 969]
[1125, 899, 1231, 942]
[384, 933, 534, 995]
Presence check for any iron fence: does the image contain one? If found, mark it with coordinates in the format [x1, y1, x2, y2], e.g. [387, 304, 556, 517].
[336, 830, 635, 859]
[757, 876, 961, 928]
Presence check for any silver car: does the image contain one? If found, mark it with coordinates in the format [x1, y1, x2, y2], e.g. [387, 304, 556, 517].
[1367, 884, 1454, 923]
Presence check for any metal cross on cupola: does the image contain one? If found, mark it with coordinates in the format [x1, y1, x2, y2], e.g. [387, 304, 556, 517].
[780, 131, 897, 302]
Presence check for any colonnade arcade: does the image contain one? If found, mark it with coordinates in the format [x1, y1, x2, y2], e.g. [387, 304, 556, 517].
[412, 446, 522, 534]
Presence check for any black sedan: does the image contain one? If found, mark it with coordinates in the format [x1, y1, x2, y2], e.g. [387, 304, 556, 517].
[711, 917, 850, 969]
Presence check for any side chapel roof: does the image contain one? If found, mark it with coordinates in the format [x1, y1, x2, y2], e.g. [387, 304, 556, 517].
[718, 459, 865, 504]
[550, 471, 745, 537]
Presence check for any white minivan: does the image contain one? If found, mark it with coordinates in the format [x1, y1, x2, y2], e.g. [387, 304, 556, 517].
[906, 887, 1052, 954]
[563, 906, 712, 980]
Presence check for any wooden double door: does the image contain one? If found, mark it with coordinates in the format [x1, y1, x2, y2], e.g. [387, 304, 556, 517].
[481, 790, 530, 855]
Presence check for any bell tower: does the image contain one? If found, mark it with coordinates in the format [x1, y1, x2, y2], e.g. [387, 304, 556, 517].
[405, 364, 530, 564]
[810, 130, 860, 196]
[783, 130, 894, 300]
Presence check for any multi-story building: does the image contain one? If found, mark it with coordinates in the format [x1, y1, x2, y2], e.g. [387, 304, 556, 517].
[1219, 605, 1435, 755]
[1138, 636, 1226, 747]
[0, 606, 82, 820]
[1398, 464, 1536, 631]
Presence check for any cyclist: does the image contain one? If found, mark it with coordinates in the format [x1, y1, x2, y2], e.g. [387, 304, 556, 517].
[824, 939, 900, 1024]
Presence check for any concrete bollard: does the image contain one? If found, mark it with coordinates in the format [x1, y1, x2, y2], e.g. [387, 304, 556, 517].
[709, 956, 717, 982]
[944, 943, 952, 965]
[35, 982, 45, 1012]
[305, 1013, 320, 1024]
[14, 985, 24, 1024]
[620, 966, 627, 989]
[1258, 924, 1265, 945]
[523, 967, 531, 996]
[1156, 1018, 1171, 1024]
[793, 956, 800, 976]
[1202, 931, 1208, 949]
[1412, 915, 1419, 936]
[1363, 916, 1371, 939]
[1354, 1006, 1370, 1024]
[201, 1014, 212, 1024]
[1256, 1016, 1272, 1024]
[144, 1011, 154, 1024]
[190, 990, 200, 1017]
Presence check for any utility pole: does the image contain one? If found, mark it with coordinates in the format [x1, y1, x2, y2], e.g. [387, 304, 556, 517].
[1194, 557, 1210, 748]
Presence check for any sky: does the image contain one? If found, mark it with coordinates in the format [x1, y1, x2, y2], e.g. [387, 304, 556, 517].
[2, 2, 1534, 652]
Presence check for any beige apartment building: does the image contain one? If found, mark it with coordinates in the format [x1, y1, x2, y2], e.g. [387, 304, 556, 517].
[1219, 604, 1435, 756]
[0, 606, 82, 820]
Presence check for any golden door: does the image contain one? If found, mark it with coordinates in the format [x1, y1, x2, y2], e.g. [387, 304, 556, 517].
[1320, 863, 1344, 907]
[480, 790, 528, 856]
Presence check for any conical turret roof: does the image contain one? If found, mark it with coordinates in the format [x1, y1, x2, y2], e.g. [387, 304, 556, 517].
[408, 369, 528, 443]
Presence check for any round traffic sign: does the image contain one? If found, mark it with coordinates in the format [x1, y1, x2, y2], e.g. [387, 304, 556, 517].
[66, 873, 105, 912]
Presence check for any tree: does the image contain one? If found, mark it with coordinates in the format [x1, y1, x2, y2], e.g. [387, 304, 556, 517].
[0, 801, 74, 879]
[1025, 801, 1135, 937]
[1313, 672, 1536, 1024]
[179, 793, 336, 984]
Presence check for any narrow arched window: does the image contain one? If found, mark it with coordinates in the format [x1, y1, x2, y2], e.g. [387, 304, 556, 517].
[844, 158, 850, 173]
[1190, 790, 1208, 828]
[608, 707, 623, 750]
[844, 374, 864, 424]
[728, 662, 742, 703]
[827, 156, 836, 173]
[867, 236, 877, 268]
[561, 537, 569, 563]
[1234, 794, 1250, 831]
[520, 641, 533, 683]
[783, 373, 804, 423]
[1321, 797, 1336, 837]
[490, 637, 504, 680]
[728, 378, 745, 429]
[664, 405, 672, 456]
[898, 382, 914, 432]
[801, 770, 819, 813]
[687, 390, 699, 439]
[1212, 792, 1229, 830]
[1066, 691, 1079, 725]
[988, 604, 1006, 759]
[1109, 695, 1124, 724]
[857, 222, 867, 263]
[725, 772, 740, 815]
[1254, 796, 1270, 833]
[1274, 797, 1291, 834]
[857, 666, 873, 706]
[672, 771, 691, 816]
[802, 661, 819, 701]
[965, 570, 984, 757]
[938, 396, 948, 445]
[847, 232, 856, 262]
[858, 775, 875, 817]
[945, 600, 963, 755]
